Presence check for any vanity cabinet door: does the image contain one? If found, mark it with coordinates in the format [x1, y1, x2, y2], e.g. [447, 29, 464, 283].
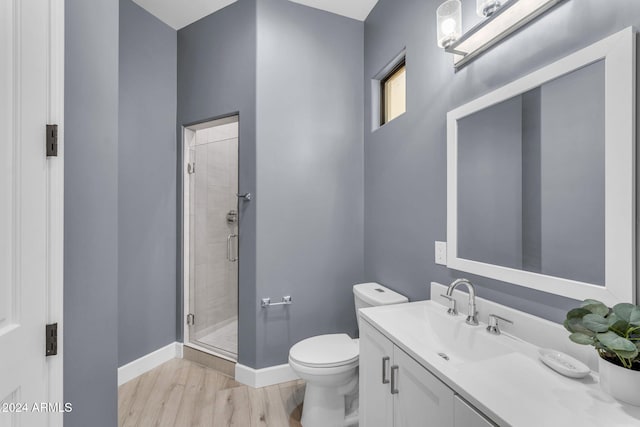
[393, 347, 454, 427]
[359, 320, 394, 427]
[454, 395, 496, 427]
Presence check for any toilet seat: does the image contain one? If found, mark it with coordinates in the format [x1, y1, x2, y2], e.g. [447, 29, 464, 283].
[289, 334, 359, 368]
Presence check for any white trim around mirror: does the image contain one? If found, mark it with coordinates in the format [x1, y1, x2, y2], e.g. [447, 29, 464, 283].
[447, 27, 636, 306]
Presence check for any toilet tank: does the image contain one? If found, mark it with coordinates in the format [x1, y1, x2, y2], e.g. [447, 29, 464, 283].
[353, 283, 408, 331]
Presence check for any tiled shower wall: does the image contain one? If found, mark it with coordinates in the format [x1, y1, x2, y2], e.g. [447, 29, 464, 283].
[192, 122, 239, 344]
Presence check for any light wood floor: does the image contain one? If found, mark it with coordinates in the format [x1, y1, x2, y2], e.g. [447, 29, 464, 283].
[118, 358, 305, 427]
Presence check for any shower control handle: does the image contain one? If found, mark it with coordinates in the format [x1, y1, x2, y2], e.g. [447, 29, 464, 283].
[227, 234, 238, 262]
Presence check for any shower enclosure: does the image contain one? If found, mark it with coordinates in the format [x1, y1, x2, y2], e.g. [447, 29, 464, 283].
[183, 115, 239, 361]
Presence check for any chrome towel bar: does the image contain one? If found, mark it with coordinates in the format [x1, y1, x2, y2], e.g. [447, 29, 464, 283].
[261, 296, 292, 308]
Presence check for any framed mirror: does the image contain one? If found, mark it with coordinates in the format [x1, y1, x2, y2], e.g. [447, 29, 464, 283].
[446, 27, 636, 305]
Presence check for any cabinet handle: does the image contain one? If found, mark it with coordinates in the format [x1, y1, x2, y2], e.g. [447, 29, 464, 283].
[382, 356, 390, 384]
[390, 365, 399, 395]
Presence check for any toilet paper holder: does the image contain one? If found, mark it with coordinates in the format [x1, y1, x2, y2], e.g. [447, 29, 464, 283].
[261, 296, 292, 308]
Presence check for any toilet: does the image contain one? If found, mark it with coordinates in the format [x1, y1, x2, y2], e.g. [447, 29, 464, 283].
[288, 283, 408, 427]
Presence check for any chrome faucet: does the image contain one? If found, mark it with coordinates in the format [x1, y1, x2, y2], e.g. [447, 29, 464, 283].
[445, 279, 479, 326]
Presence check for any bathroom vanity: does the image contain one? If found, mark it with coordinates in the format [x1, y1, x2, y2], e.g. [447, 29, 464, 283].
[360, 319, 493, 427]
[358, 283, 640, 427]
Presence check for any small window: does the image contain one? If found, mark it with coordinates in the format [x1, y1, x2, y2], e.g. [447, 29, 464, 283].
[380, 59, 406, 125]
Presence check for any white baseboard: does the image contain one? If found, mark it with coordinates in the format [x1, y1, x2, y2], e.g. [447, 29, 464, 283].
[118, 342, 183, 386]
[176, 342, 184, 358]
[235, 363, 299, 388]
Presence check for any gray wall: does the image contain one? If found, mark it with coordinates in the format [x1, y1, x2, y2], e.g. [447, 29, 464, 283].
[64, 0, 119, 425]
[457, 96, 523, 270]
[540, 60, 605, 285]
[118, 0, 178, 367]
[255, 0, 364, 368]
[364, 0, 640, 322]
[177, 0, 258, 367]
[178, 0, 364, 368]
[522, 89, 542, 272]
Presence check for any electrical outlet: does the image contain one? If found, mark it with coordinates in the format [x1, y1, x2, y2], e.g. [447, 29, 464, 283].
[435, 241, 447, 265]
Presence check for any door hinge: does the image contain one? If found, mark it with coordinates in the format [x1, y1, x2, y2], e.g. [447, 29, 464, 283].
[46, 124, 58, 157]
[46, 323, 58, 356]
[186, 313, 195, 326]
[187, 163, 195, 174]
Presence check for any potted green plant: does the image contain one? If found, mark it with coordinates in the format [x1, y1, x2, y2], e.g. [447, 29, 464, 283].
[564, 299, 640, 406]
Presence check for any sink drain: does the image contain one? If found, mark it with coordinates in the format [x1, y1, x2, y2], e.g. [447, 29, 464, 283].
[437, 352, 450, 361]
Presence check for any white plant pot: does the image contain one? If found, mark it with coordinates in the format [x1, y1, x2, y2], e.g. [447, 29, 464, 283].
[599, 356, 640, 406]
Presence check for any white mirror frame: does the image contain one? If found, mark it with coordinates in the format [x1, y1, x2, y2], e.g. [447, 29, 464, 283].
[447, 27, 636, 306]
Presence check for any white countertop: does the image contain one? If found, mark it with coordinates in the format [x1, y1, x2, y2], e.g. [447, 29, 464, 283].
[360, 299, 640, 427]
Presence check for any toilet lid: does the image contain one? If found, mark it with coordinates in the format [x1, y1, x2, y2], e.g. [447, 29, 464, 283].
[289, 334, 359, 368]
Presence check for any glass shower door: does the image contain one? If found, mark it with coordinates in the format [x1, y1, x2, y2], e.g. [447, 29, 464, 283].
[189, 127, 239, 360]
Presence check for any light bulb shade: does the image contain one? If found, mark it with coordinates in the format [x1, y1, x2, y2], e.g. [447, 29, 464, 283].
[477, 0, 509, 17]
[437, 0, 462, 48]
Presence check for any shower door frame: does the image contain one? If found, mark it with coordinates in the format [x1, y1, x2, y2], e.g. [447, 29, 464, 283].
[181, 113, 240, 362]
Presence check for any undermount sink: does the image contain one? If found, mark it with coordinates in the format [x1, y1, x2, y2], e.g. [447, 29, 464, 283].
[371, 300, 522, 367]
[421, 302, 520, 365]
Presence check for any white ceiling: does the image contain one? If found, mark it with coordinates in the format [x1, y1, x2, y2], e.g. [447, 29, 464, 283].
[132, 0, 238, 29]
[132, 0, 379, 30]
[287, 0, 379, 21]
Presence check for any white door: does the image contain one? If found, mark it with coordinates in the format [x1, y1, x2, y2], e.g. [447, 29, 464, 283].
[393, 348, 454, 427]
[0, 0, 63, 426]
[359, 320, 394, 427]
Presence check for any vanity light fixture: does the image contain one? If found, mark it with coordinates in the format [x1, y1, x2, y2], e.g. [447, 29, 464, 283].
[477, 0, 509, 17]
[444, 0, 567, 70]
[436, 0, 462, 49]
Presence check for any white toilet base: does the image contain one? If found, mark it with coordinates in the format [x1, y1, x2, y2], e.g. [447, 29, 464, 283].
[301, 383, 347, 427]
[296, 368, 358, 427]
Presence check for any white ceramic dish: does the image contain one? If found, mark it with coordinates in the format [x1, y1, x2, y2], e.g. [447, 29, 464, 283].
[538, 348, 591, 379]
